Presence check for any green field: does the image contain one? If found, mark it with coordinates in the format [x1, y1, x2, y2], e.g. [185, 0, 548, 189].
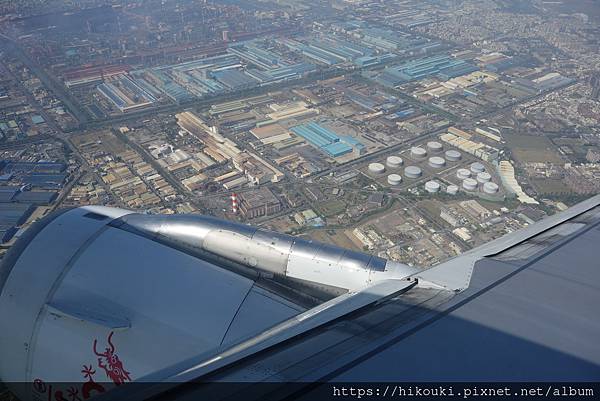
[504, 134, 563, 164]
[318, 199, 347, 216]
[531, 178, 571, 195]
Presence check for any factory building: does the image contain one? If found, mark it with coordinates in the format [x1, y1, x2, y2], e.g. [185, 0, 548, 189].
[440, 132, 499, 162]
[290, 122, 365, 157]
[376, 55, 478, 87]
[97, 74, 156, 112]
[212, 70, 260, 91]
[440, 208, 461, 227]
[239, 187, 282, 219]
[0, 203, 35, 243]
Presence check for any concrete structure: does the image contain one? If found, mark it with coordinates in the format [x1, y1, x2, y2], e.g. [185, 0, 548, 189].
[445, 150, 462, 162]
[239, 188, 281, 219]
[404, 166, 422, 179]
[368, 163, 386, 175]
[498, 160, 538, 205]
[428, 156, 446, 169]
[386, 156, 403, 169]
[463, 178, 478, 191]
[387, 174, 402, 186]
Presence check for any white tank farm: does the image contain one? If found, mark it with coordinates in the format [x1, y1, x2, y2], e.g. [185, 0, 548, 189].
[368, 163, 386, 174]
[428, 156, 446, 168]
[446, 184, 459, 195]
[456, 168, 471, 180]
[427, 141, 443, 153]
[404, 165, 422, 179]
[463, 178, 478, 191]
[387, 174, 402, 186]
[445, 150, 462, 162]
[386, 156, 403, 169]
[483, 181, 499, 194]
[476, 172, 492, 183]
[470, 162, 485, 174]
[425, 180, 441, 193]
[410, 146, 427, 159]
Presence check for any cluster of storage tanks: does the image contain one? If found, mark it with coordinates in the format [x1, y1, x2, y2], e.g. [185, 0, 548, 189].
[368, 155, 407, 186]
[397, 141, 464, 185]
[456, 162, 499, 194]
[368, 142, 499, 196]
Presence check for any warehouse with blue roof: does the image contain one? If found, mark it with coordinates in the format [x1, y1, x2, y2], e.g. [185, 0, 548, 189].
[376, 55, 478, 87]
[0, 203, 35, 243]
[290, 122, 365, 157]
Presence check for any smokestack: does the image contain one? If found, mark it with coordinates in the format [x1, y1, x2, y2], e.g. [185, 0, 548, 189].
[231, 193, 238, 214]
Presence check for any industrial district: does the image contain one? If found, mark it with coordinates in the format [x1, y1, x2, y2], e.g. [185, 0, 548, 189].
[0, 0, 599, 272]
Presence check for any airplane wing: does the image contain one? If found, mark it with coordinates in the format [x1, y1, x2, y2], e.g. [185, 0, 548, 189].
[1, 195, 599, 401]
[95, 194, 600, 401]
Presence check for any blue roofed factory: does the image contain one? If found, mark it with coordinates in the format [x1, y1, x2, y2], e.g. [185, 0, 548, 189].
[0, 203, 35, 243]
[376, 54, 478, 87]
[290, 122, 365, 157]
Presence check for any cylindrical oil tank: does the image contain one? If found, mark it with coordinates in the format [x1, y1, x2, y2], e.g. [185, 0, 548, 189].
[483, 181, 499, 194]
[410, 146, 427, 159]
[425, 180, 441, 193]
[477, 172, 492, 183]
[463, 178, 478, 191]
[446, 184, 459, 195]
[386, 156, 403, 169]
[445, 150, 462, 162]
[368, 163, 385, 174]
[457, 168, 471, 180]
[470, 162, 485, 174]
[428, 156, 446, 168]
[404, 166, 422, 179]
[427, 141, 443, 153]
[387, 174, 402, 186]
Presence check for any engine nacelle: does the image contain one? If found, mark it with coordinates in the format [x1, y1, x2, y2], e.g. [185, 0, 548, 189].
[0, 207, 417, 400]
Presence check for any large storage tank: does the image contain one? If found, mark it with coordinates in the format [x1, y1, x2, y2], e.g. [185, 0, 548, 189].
[470, 162, 485, 174]
[425, 180, 441, 193]
[457, 168, 471, 180]
[483, 182, 499, 194]
[445, 150, 462, 162]
[386, 156, 403, 169]
[368, 163, 386, 175]
[404, 166, 422, 179]
[427, 141, 443, 153]
[463, 178, 478, 191]
[446, 184, 459, 195]
[476, 172, 492, 183]
[428, 156, 446, 169]
[387, 174, 402, 186]
[410, 146, 427, 159]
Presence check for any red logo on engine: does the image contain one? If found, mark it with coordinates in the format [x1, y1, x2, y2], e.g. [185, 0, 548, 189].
[92, 331, 131, 385]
